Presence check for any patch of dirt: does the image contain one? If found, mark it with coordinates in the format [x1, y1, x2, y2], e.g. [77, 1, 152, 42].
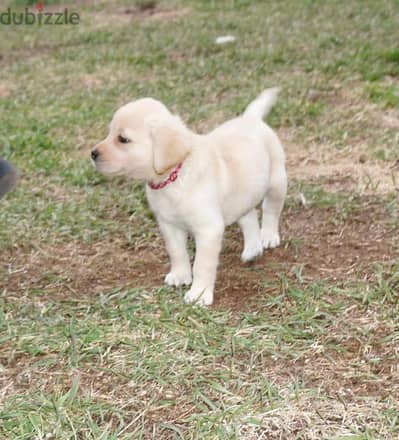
[216, 201, 398, 310]
[93, 3, 189, 27]
[0, 81, 12, 98]
[69, 68, 157, 96]
[380, 109, 399, 129]
[281, 128, 399, 194]
[120, 3, 189, 22]
[74, 73, 103, 90]
[3, 237, 166, 298]
[281, 312, 399, 398]
[279, 83, 399, 195]
[3, 202, 397, 311]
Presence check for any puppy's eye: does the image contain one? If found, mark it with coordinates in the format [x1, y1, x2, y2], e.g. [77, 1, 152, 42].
[118, 134, 130, 144]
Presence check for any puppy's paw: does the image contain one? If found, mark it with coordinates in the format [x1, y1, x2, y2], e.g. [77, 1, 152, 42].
[184, 287, 213, 306]
[261, 230, 280, 249]
[241, 241, 263, 262]
[165, 271, 192, 287]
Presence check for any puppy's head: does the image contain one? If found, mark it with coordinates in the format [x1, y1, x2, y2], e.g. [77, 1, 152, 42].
[91, 98, 191, 181]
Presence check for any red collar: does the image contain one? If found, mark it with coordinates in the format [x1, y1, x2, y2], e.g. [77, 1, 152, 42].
[149, 163, 183, 190]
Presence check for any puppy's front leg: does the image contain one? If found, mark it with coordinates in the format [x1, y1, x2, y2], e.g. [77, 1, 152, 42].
[159, 221, 192, 287]
[184, 222, 224, 306]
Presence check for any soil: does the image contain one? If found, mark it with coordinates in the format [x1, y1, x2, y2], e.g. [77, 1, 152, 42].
[281, 129, 399, 195]
[3, 201, 398, 311]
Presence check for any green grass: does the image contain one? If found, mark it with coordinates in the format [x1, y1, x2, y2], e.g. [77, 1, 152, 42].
[1, 275, 399, 438]
[366, 83, 399, 108]
[1, 0, 399, 438]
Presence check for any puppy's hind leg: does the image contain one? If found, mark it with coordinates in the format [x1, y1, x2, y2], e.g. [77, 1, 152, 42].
[261, 174, 287, 249]
[239, 209, 263, 262]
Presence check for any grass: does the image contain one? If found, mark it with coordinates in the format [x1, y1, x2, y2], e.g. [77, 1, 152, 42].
[1, 0, 399, 438]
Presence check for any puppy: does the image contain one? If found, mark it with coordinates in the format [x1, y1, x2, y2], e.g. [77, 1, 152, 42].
[92, 88, 287, 305]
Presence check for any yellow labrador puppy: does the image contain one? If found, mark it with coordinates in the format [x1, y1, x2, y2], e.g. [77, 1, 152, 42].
[92, 89, 287, 305]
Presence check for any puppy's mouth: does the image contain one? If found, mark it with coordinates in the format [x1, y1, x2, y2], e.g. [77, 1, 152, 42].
[93, 160, 126, 177]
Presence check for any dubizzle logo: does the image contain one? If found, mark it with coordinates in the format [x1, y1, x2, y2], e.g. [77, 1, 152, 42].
[0, 1, 80, 25]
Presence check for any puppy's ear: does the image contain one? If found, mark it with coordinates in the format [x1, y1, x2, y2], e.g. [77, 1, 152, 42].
[150, 120, 191, 175]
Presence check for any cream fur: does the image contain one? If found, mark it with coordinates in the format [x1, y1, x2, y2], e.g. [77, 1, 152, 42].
[92, 89, 287, 305]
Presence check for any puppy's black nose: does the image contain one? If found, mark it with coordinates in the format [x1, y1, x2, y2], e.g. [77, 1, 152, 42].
[91, 149, 99, 161]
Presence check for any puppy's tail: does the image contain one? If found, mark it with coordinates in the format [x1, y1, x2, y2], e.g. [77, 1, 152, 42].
[243, 87, 279, 120]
